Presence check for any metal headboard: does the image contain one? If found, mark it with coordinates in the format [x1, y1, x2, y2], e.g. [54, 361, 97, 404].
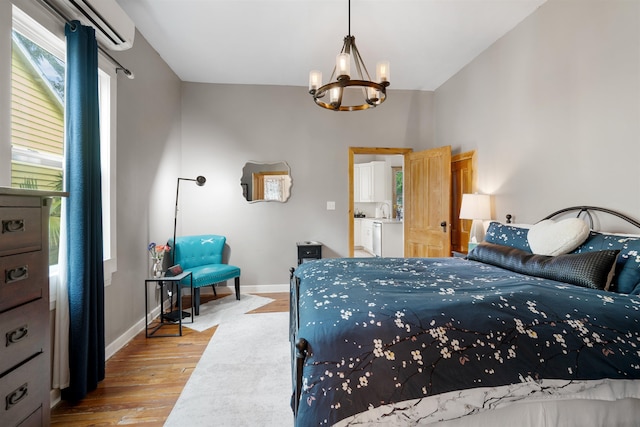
[540, 206, 640, 230]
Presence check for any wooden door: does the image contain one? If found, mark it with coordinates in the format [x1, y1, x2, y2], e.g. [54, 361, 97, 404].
[252, 171, 288, 201]
[451, 151, 476, 254]
[404, 146, 452, 257]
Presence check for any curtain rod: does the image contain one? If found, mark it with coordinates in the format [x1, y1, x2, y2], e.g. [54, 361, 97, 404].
[38, 0, 135, 79]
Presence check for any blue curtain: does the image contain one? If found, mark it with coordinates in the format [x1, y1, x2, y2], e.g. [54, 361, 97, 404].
[62, 21, 105, 402]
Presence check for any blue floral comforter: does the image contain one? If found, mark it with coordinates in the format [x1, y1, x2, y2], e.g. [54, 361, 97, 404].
[293, 257, 640, 426]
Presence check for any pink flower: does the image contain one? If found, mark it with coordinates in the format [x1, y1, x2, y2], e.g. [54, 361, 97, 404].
[148, 242, 171, 259]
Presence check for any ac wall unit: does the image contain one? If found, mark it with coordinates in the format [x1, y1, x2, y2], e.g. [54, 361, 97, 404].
[48, 0, 135, 51]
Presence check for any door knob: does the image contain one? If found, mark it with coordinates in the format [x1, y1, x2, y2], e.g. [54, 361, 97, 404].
[440, 221, 447, 232]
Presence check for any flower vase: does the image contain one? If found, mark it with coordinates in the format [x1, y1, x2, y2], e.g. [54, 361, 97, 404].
[152, 257, 163, 278]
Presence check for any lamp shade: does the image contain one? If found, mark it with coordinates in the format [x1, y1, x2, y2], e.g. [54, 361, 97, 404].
[459, 193, 491, 220]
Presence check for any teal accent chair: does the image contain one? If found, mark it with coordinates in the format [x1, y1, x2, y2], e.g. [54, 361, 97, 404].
[168, 235, 241, 315]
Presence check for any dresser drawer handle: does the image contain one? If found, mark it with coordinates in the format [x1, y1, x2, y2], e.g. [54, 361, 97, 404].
[5, 383, 28, 411]
[5, 266, 28, 284]
[6, 324, 28, 347]
[1, 219, 25, 234]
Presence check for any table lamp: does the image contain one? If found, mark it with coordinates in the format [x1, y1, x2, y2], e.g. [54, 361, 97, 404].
[459, 193, 492, 245]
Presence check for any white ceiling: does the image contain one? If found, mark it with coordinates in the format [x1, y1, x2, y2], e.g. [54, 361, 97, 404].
[116, 0, 546, 91]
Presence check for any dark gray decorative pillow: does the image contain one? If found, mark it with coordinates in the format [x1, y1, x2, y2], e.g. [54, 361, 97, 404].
[467, 242, 620, 290]
[572, 232, 640, 294]
[484, 222, 532, 253]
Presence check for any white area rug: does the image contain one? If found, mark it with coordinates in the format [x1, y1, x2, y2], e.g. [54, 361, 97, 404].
[165, 311, 293, 426]
[184, 294, 275, 332]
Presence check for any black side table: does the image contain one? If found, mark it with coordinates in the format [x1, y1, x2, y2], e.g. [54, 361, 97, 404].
[145, 271, 193, 337]
[297, 241, 322, 265]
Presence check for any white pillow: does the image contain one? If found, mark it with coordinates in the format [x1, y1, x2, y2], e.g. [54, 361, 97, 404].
[527, 218, 590, 256]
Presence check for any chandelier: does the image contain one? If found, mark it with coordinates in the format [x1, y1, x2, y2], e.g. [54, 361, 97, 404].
[308, 0, 390, 111]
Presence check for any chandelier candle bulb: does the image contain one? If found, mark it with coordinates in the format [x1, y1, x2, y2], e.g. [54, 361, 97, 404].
[367, 87, 380, 103]
[377, 61, 390, 83]
[309, 70, 322, 92]
[336, 53, 350, 78]
[330, 87, 341, 104]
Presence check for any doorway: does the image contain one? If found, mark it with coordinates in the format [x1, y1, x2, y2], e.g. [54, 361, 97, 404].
[451, 151, 477, 254]
[349, 147, 477, 257]
[349, 147, 413, 257]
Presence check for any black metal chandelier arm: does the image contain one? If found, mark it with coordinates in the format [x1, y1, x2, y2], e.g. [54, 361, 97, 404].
[351, 41, 372, 81]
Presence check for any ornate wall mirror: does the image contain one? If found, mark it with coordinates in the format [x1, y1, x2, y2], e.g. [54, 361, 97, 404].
[241, 161, 292, 203]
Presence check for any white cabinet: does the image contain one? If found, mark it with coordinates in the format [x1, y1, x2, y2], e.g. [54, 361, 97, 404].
[358, 163, 373, 202]
[355, 161, 388, 203]
[361, 219, 374, 254]
[354, 218, 362, 248]
[380, 221, 403, 257]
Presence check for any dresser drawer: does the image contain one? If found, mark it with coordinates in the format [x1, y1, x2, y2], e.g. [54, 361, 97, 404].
[16, 406, 43, 427]
[299, 246, 320, 257]
[0, 352, 46, 427]
[0, 299, 46, 376]
[0, 252, 45, 313]
[297, 242, 322, 263]
[0, 208, 42, 257]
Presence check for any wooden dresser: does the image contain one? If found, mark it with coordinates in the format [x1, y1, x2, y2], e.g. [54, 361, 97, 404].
[0, 188, 61, 427]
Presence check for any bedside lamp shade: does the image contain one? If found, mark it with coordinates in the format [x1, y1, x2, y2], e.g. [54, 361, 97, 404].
[459, 193, 492, 244]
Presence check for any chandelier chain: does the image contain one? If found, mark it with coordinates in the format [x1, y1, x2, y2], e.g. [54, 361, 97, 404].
[348, 0, 351, 36]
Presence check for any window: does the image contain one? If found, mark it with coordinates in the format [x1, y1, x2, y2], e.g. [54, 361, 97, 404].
[10, 5, 117, 289]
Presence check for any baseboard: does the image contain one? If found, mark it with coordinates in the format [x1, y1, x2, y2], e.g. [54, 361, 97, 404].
[104, 304, 159, 360]
[225, 283, 289, 293]
[104, 283, 289, 361]
[50, 388, 60, 409]
[51, 284, 289, 410]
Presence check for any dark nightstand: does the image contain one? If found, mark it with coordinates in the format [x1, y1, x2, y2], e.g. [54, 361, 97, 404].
[297, 241, 322, 265]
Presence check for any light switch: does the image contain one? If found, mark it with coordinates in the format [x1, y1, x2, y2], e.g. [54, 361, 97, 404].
[327, 201, 336, 210]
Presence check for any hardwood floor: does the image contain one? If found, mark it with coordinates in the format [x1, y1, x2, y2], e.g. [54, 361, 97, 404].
[50, 291, 289, 426]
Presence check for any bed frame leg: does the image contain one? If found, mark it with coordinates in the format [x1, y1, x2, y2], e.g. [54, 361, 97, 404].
[294, 338, 308, 418]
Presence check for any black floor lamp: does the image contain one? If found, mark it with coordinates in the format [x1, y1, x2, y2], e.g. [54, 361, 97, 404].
[172, 175, 206, 265]
[166, 175, 206, 322]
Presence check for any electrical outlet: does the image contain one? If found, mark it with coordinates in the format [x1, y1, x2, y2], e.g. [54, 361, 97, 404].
[327, 201, 336, 210]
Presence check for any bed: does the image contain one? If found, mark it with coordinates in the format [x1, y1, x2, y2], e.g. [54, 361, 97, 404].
[289, 207, 640, 426]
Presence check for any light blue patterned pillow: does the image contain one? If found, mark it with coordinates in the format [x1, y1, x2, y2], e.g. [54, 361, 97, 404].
[484, 222, 531, 253]
[572, 232, 640, 294]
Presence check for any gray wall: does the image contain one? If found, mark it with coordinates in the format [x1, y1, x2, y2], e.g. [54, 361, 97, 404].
[179, 84, 434, 287]
[435, 0, 640, 229]
[106, 31, 183, 345]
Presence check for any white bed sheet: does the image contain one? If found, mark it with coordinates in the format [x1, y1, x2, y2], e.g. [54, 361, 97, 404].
[432, 397, 640, 427]
[333, 379, 640, 426]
